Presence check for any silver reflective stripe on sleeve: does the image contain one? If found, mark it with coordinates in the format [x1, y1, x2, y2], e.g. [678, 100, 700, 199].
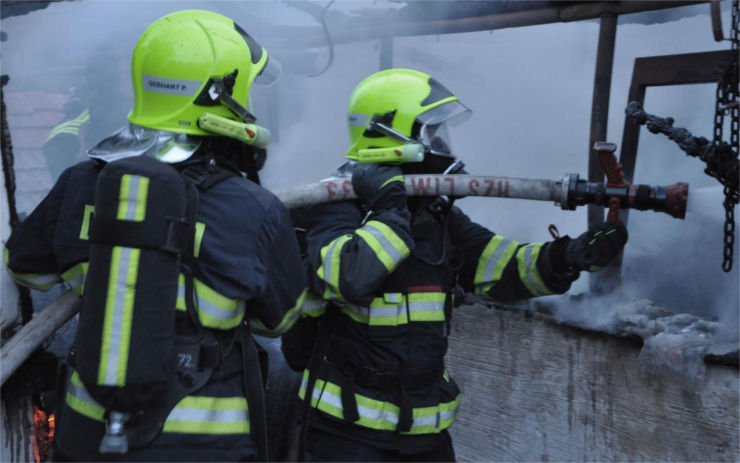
[250, 288, 307, 337]
[174, 275, 246, 329]
[474, 235, 519, 295]
[355, 221, 409, 272]
[11, 272, 61, 291]
[300, 291, 327, 317]
[318, 234, 351, 301]
[516, 243, 551, 296]
[61, 262, 88, 295]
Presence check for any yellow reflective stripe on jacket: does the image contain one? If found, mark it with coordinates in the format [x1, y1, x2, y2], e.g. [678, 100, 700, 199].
[317, 234, 352, 301]
[117, 174, 149, 222]
[473, 235, 519, 295]
[79, 204, 95, 240]
[516, 242, 552, 296]
[163, 396, 249, 435]
[65, 371, 104, 422]
[339, 291, 446, 326]
[4, 246, 61, 291]
[175, 274, 246, 330]
[355, 220, 410, 272]
[379, 175, 404, 189]
[193, 222, 206, 258]
[250, 288, 307, 337]
[341, 297, 407, 326]
[407, 292, 446, 322]
[300, 291, 327, 318]
[65, 370, 250, 435]
[99, 246, 139, 386]
[61, 262, 88, 296]
[46, 108, 90, 142]
[298, 372, 460, 435]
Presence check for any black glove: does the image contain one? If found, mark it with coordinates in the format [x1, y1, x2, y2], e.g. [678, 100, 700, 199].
[565, 220, 628, 272]
[352, 165, 407, 211]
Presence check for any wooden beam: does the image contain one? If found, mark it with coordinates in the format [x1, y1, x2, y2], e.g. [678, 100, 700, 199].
[0, 291, 79, 386]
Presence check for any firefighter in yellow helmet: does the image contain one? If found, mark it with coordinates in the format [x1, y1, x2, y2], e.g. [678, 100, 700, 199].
[282, 68, 627, 461]
[5, 10, 306, 461]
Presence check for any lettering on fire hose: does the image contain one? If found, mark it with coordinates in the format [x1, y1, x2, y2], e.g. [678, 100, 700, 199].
[326, 177, 512, 199]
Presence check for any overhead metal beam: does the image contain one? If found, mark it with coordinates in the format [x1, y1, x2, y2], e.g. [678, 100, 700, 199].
[269, 1, 707, 49]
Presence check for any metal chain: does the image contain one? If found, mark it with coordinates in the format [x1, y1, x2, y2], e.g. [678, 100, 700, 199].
[715, 1, 739, 272]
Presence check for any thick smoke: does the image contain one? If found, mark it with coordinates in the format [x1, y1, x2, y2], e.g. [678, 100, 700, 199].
[2, 1, 737, 336]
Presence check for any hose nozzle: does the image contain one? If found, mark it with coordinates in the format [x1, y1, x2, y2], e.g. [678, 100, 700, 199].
[561, 173, 689, 219]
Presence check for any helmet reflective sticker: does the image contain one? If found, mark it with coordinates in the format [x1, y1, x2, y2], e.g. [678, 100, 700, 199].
[348, 112, 370, 128]
[143, 74, 201, 97]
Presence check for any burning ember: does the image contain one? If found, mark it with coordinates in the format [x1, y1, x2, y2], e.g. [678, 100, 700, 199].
[32, 405, 55, 463]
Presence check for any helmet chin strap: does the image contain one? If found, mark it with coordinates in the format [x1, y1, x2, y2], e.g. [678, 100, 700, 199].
[368, 116, 458, 161]
[207, 78, 257, 123]
[367, 117, 416, 144]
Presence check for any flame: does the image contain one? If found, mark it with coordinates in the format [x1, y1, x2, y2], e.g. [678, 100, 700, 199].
[32, 405, 55, 463]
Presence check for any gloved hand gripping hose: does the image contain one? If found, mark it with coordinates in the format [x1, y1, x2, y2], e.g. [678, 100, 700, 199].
[351, 165, 407, 211]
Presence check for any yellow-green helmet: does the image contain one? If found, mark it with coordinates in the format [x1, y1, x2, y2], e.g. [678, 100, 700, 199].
[346, 68, 471, 162]
[128, 10, 279, 135]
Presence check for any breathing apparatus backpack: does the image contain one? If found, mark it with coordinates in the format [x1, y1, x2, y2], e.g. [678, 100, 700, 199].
[72, 154, 235, 454]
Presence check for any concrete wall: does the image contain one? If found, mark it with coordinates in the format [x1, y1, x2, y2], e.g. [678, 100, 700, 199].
[446, 304, 739, 462]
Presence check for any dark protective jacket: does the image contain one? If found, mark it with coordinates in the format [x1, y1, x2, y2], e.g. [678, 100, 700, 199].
[282, 192, 577, 451]
[5, 158, 308, 462]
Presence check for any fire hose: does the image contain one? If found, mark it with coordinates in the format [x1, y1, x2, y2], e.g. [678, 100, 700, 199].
[276, 172, 688, 219]
[0, 160, 689, 386]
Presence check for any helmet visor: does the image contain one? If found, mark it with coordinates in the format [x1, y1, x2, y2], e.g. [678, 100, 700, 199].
[254, 56, 282, 87]
[417, 99, 472, 127]
[417, 100, 472, 157]
[87, 123, 201, 164]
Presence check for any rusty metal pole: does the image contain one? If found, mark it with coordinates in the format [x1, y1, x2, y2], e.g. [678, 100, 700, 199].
[588, 13, 618, 294]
